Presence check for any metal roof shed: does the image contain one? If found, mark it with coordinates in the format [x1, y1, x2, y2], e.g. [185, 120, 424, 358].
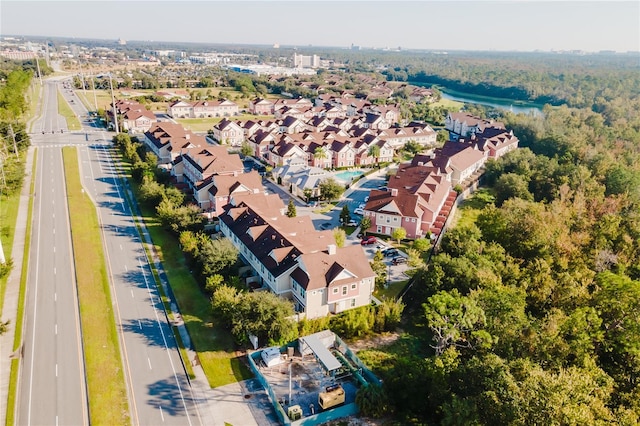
[299, 334, 342, 373]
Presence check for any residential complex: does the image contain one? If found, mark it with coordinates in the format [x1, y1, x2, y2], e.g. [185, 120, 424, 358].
[220, 194, 376, 319]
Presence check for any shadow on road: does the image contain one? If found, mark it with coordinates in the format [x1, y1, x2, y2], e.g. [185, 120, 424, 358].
[146, 375, 195, 417]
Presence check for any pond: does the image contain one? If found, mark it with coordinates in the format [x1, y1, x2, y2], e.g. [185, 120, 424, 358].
[411, 81, 544, 116]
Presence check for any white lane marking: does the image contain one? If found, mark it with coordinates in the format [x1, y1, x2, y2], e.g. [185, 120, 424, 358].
[138, 319, 142, 329]
[147, 358, 152, 370]
[131, 289, 134, 298]
[54, 293, 57, 302]
[138, 257, 193, 425]
[56, 364, 58, 377]
[124, 264, 128, 272]
[55, 324, 58, 335]
[120, 244, 123, 251]
[159, 406, 164, 422]
[54, 267, 56, 275]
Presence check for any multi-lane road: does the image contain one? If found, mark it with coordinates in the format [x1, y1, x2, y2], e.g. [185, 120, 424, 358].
[18, 79, 201, 425]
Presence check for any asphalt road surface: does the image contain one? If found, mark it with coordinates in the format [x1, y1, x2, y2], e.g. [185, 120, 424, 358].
[18, 80, 89, 426]
[18, 78, 201, 425]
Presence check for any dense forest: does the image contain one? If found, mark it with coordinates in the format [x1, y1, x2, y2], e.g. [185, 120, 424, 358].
[354, 54, 640, 423]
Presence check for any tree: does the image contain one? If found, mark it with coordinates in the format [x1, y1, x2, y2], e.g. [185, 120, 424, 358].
[205, 274, 225, 293]
[424, 289, 488, 355]
[594, 272, 640, 393]
[391, 227, 407, 243]
[494, 173, 533, 206]
[156, 200, 206, 234]
[313, 146, 327, 167]
[303, 188, 313, 203]
[198, 237, 239, 278]
[403, 140, 422, 155]
[227, 291, 297, 346]
[340, 205, 351, 224]
[286, 199, 296, 217]
[368, 144, 381, 163]
[360, 216, 372, 235]
[333, 228, 346, 248]
[240, 142, 253, 157]
[318, 178, 345, 202]
[370, 250, 388, 290]
[413, 237, 431, 252]
[356, 385, 393, 418]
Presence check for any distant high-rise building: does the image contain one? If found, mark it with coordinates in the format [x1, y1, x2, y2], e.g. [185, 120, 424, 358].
[293, 53, 320, 68]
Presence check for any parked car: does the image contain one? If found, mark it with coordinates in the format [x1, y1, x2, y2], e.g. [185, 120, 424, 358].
[383, 248, 399, 257]
[320, 222, 332, 230]
[391, 256, 407, 265]
[346, 220, 358, 227]
[354, 208, 364, 215]
[360, 236, 377, 245]
[364, 196, 369, 202]
[358, 203, 366, 210]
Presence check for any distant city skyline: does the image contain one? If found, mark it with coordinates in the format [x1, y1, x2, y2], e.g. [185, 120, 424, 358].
[1, 1, 639, 53]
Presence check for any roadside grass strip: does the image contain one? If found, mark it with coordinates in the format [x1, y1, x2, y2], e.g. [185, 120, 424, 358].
[56, 92, 82, 130]
[112, 149, 250, 387]
[137, 215, 252, 388]
[62, 147, 129, 425]
[3, 150, 34, 426]
[0, 178, 22, 313]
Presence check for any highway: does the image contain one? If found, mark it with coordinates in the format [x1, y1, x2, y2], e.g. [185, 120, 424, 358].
[18, 79, 201, 425]
[18, 80, 89, 425]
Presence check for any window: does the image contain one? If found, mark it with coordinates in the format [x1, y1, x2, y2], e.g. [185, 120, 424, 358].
[351, 298, 356, 307]
[351, 283, 357, 290]
[342, 286, 347, 295]
[333, 288, 338, 294]
[412, 218, 416, 222]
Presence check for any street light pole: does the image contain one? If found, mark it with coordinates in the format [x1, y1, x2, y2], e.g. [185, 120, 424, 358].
[108, 73, 119, 133]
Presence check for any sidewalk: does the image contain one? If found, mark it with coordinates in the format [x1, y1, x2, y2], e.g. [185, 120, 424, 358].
[0, 146, 35, 426]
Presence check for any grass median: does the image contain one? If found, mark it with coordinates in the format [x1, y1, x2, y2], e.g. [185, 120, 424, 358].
[62, 147, 129, 425]
[57, 92, 82, 131]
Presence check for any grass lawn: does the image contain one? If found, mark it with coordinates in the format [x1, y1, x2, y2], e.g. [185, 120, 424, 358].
[431, 97, 464, 110]
[176, 113, 276, 133]
[63, 147, 129, 425]
[75, 89, 112, 111]
[57, 92, 82, 130]
[454, 188, 495, 229]
[375, 279, 409, 301]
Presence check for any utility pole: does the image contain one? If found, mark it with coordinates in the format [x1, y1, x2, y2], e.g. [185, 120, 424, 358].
[0, 153, 6, 264]
[35, 54, 43, 86]
[78, 60, 86, 92]
[108, 73, 119, 133]
[90, 72, 98, 113]
[8, 124, 19, 160]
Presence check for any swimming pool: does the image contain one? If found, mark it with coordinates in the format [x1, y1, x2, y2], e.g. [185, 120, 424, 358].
[334, 170, 364, 182]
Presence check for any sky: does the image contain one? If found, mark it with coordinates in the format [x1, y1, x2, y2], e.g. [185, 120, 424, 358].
[1, 1, 639, 53]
